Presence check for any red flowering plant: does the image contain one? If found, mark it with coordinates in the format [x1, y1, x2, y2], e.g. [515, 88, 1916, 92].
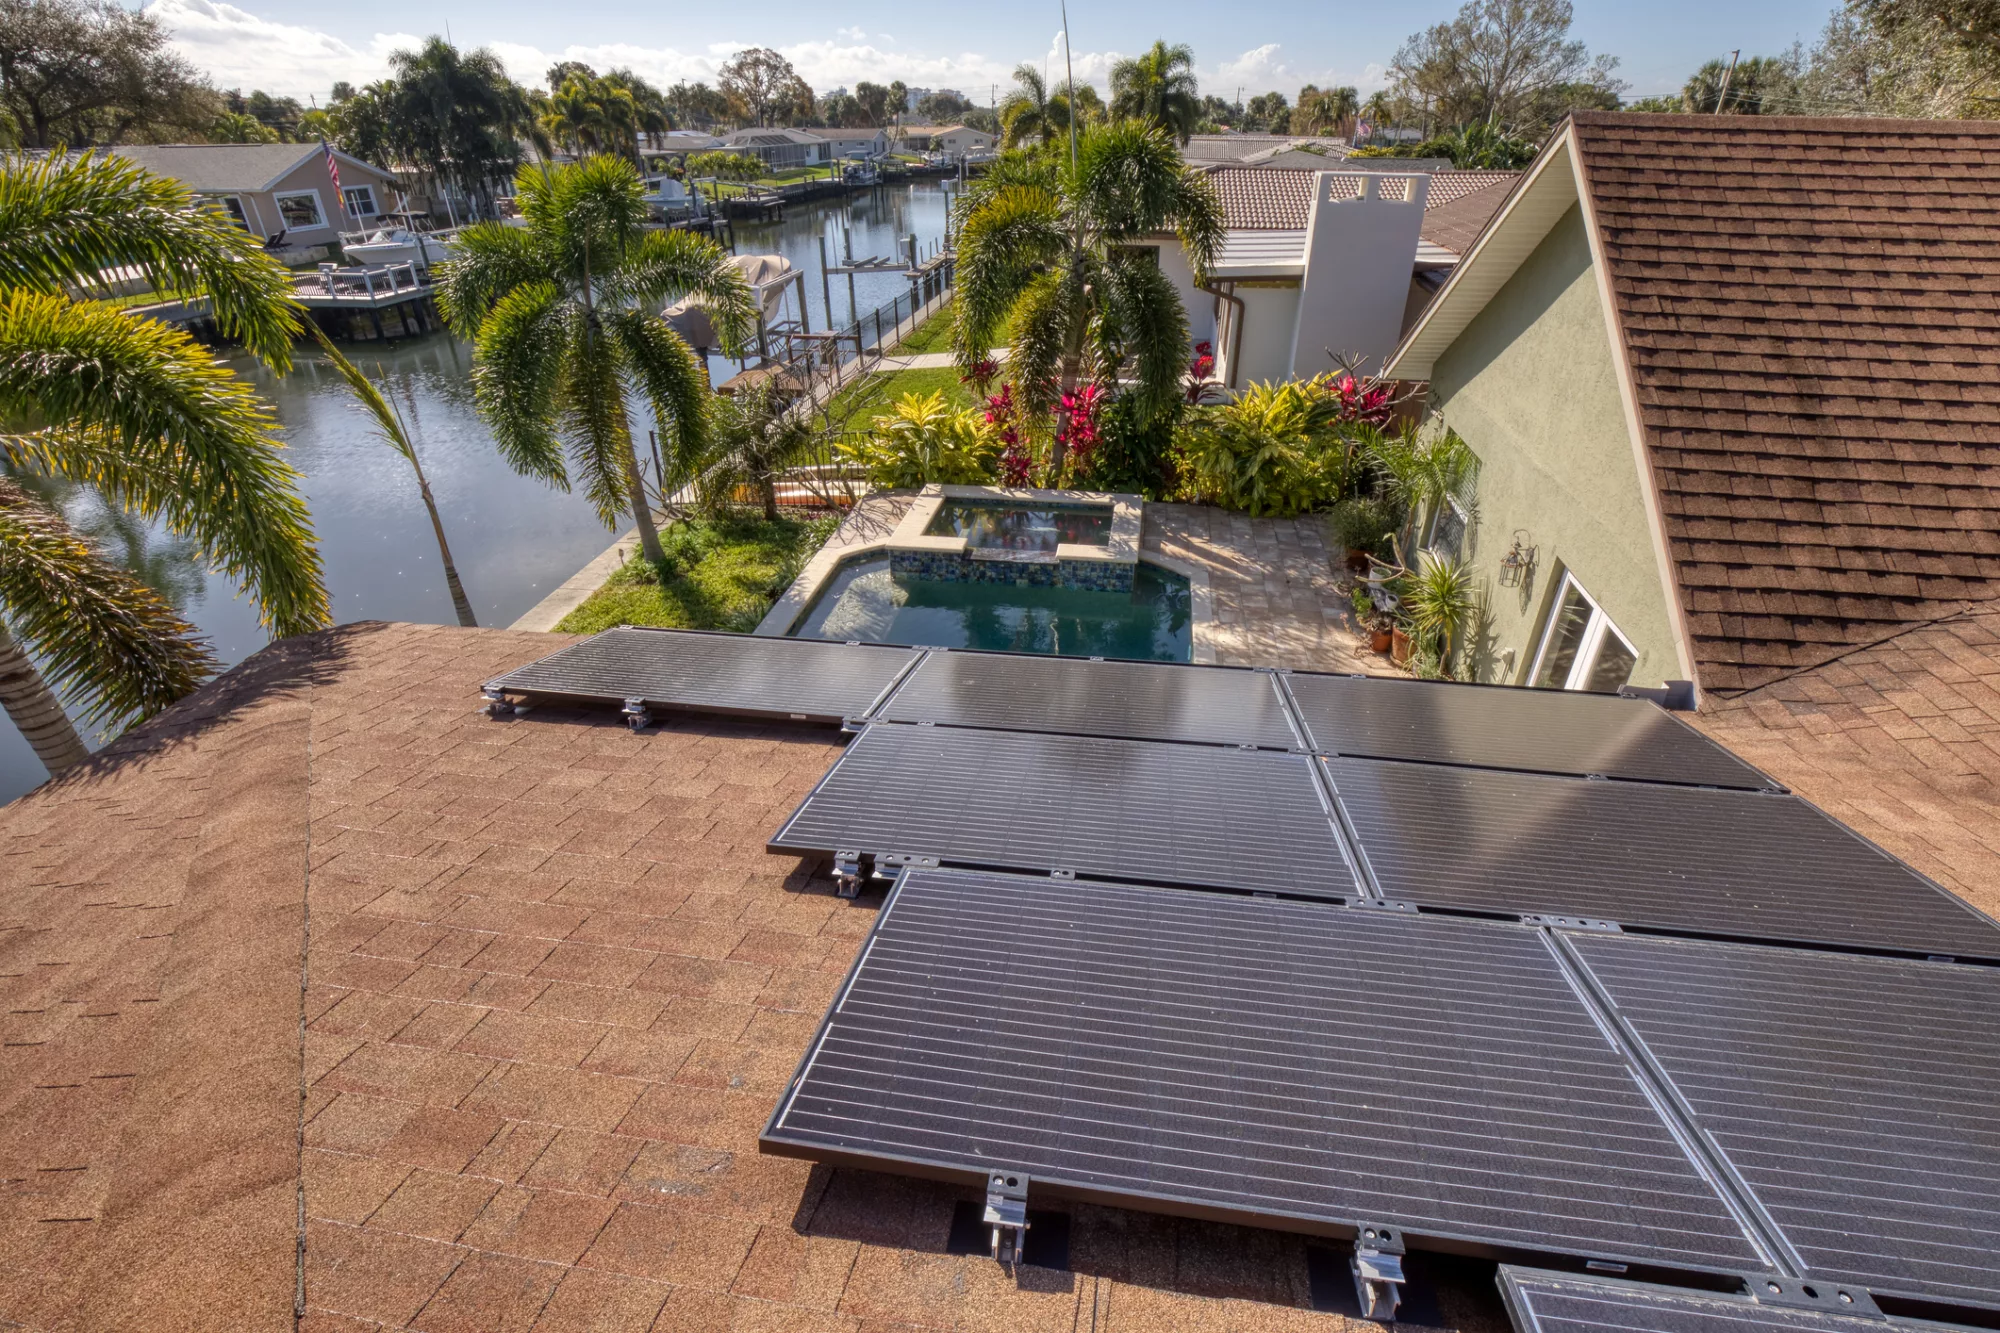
[1056, 383, 1106, 479]
[1186, 341, 1219, 404]
[1334, 373, 1393, 427]
[961, 358, 1000, 395]
[983, 382, 1034, 486]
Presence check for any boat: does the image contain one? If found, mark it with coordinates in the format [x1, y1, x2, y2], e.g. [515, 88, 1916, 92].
[341, 224, 457, 268]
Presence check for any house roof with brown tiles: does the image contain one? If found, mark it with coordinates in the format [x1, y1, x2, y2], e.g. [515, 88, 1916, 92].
[1418, 177, 1522, 258]
[1209, 166, 1519, 230]
[1567, 111, 2000, 695]
[0, 621, 1517, 1333]
[1691, 606, 2000, 915]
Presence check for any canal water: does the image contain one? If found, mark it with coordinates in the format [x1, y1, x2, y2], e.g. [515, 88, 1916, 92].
[0, 181, 954, 805]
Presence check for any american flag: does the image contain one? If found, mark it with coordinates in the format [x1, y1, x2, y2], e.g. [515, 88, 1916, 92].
[321, 138, 344, 211]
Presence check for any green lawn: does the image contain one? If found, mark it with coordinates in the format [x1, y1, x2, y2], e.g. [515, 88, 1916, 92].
[555, 514, 840, 635]
[822, 363, 981, 430]
[891, 303, 954, 355]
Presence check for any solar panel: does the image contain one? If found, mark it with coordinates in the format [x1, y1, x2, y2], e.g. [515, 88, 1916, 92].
[485, 628, 922, 723]
[1569, 933, 2000, 1312]
[1284, 673, 1776, 790]
[876, 651, 1301, 749]
[770, 724, 1357, 897]
[763, 868, 1766, 1272]
[1500, 1269, 1898, 1333]
[1323, 757, 2000, 959]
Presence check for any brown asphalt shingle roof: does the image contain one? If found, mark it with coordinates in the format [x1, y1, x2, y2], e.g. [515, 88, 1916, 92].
[1568, 110, 2000, 695]
[0, 622, 1512, 1332]
[1210, 166, 1519, 230]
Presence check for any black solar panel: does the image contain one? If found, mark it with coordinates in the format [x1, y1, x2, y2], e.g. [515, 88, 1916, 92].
[1284, 673, 1776, 789]
[1500, 1269, 1897, 1333]
[486, 628, 922, 722]
[876, 651, 1301, 749]
[1570, 933, 2000, 1311]
[770, 724, 1357, 897]
[764, 869, 1766, 1271]
[1324, 757, 2000, 959]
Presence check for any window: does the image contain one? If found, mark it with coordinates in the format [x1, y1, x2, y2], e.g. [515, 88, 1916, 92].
[341, 185, 377, 217]
[273, 190, 325, 229]
[1422, 496, 1469, 562]
[207, 195, 250, 230]
[1529, 571, 1638, 693]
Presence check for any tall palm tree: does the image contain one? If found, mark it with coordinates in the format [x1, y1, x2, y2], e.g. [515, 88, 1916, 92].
[306, 327, 477, 626]
[0, 151, 328, 776]
[1360, 91, 1394, 143]
[438, 156, 755, 566]
[999, 64, 1058, 149]
[1296, 85, 1361, 137]
[1108, 41, 1202, 143]
[952, 121, 1224, 478]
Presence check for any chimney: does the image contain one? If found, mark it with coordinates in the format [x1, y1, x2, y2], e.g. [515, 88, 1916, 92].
[1289, 172, 1429, 379]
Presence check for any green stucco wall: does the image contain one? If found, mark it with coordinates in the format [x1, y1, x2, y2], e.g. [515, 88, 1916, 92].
[1429, 204, 1683, 689]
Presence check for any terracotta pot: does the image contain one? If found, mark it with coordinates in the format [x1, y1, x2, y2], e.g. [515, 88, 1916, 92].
[1344, 547, 1372, 573]
[1370, 628, 1393, 655]
[1391, 626, 1412, 665]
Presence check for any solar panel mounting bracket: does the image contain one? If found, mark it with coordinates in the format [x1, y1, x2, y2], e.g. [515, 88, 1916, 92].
[1351, 1222, 1406, 1321]
[480, 684, 525, 719]
[983, 1170, 1030, 1264]
[832, 851, 864, 897]
[1744, 1272, 1880, 1316]
[1349, 898, 1418, 914]
[622, 697, 652, 732]
[1523, 914, 1623, 933]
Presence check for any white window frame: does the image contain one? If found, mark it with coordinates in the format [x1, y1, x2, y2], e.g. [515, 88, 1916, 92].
[1528, 570, 1638, 692]
[341, 185, 378, 217]
[272, 189, 327, 230]
[1421, 494, 1470, 561]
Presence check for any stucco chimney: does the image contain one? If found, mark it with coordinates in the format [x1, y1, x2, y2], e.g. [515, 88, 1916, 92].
[1289, 172, 1429, 379]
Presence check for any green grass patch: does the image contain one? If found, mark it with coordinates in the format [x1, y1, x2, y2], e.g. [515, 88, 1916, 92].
[890, 303, 954, 355]
[555, 514, 840, 635]
[822, 363, 980, 429]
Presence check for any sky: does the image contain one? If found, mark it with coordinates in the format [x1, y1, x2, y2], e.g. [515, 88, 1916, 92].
[147, 0, 1840, 109]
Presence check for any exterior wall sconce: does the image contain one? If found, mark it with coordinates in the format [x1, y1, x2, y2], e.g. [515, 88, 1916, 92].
[1499, 531, 1538, 587]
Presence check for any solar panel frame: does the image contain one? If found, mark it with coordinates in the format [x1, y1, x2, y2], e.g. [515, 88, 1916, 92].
[1322, 756, 2000, 960]
[1566, 933, 2000, 1313]
[874, 650, 1305, 750]
[1499, 1269, 1908, 1333]
[769, 723, 1360, 898]
[763, 867, 1771, 1274]
[484, 627, 924, 724]
[1282, 672, 1780, 790]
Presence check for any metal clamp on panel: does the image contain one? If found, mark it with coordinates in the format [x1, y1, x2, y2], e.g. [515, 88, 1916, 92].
[832, 851, 865, 898]
[1747, 1273, 1879, 1315]
[480, 685, 520, 720]
[984, 1171, 1030, 1263]
[1349, 898, 1418, 913]
[1351, 1223, 1406, 1321]
[1521, 914, 1623, 933]
[622, 697, 652, 732]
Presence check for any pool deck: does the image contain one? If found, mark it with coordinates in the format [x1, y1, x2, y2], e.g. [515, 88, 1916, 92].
[756, 491, 1391, 675]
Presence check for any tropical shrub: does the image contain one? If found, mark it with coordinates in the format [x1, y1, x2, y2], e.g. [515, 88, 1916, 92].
[1086, 392, 1182, 497]
[1175, 376, 1359, 517]
[1397, 548, 1477, 676]
[840, 391, 999, 488]
[1368, 413, 1479, 560]
[1328, 495, 1400, 558]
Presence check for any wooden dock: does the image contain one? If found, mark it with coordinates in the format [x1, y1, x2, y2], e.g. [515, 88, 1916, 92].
[294, 264, 444, 341]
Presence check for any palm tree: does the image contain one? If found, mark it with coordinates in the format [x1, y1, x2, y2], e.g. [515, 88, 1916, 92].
[705, 379, 815, 521]
[1108, 41, 1202, 143]
[952, 121, 1224, 478]
[0, 151, 328, 776]
[438, 156, 755, 567]
[999, 64, 1058, 149]
[1296, 85, 1361, 137]
[306, 327, 477, 626]
[1360, 91, 1394, 145]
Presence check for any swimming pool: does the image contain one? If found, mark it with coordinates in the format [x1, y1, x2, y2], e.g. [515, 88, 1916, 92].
[922, 499, 1114, 552]
[789, 554, 1192, 661]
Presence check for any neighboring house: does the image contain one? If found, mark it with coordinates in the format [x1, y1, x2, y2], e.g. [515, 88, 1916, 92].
[646, 130, 725, 159]
[1143, 166, 1518, 386]
[721, 127, 827, 170]
[112, 143, 402, 259]
[1180, 134, 1354, 166]
[893, 123, 995, 155]
[1383, 111, 2000, 705]
[802, 126, 888, 160]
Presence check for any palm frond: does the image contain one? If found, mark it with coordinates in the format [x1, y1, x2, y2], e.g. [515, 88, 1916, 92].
[951, 185, 1066, 374]
[1007, 269, 1080, 421]
[1101, 252, 1189, 415]
[437, 221, 556, 339]
[299, 321, 416, 464]
[610, 310, 712, 492]
[469, 281, 573, 485]
[0, 291, 329, 637]
[0, 478, 215, 729]
[555, 317, 637, 527]
[606, 229, 755, 353]
[0, 152, 302, 370]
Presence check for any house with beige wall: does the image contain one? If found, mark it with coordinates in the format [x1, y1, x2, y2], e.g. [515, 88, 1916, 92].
[1384, 111, 2000, 709]
[113, 143, 402, 261]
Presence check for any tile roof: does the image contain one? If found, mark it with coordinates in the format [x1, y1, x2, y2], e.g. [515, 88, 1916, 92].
[1568, 111, 2000, 694]
[1209, 166, 1520, 230]
[0, 622, 1515, 1332]
[1691, 606, 2000, 915]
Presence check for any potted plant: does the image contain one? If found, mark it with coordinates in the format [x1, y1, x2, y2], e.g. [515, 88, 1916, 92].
[1396, 549, 1476, 679]
[1329, 494, 1399, 573]
[1390, 624, 1412, 664]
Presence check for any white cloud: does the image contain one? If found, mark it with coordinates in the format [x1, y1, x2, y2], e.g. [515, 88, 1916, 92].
[1201, 42, 1393, 99]
[836, 26, 865, 43]
[145, 0, 422, 97]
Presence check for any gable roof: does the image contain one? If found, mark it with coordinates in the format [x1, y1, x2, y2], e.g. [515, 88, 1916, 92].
[109, 142, 392, 193]
[1208, 165, 1520, 230]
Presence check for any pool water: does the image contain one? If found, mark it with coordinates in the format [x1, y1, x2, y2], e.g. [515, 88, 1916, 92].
[791, 555, 1191, 660]
[924, 501, 1113, 553]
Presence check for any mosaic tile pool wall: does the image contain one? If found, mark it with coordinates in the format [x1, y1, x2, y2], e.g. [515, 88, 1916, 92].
[888, 550, 1136, 592]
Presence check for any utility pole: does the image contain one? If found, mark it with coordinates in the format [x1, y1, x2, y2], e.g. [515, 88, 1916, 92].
[1714, 49, 1741, 113]
[1059, 0, 1079, 174]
